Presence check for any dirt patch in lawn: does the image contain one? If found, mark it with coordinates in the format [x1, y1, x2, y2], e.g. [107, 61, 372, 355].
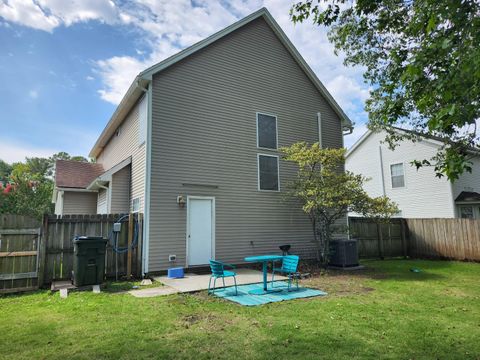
[298, 263, 385, 297]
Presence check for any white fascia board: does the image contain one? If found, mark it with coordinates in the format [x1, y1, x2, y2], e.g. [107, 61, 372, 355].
[345, 130, 373, 158]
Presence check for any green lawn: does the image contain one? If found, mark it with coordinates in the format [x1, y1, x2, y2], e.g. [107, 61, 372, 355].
[1, 260, 479, 359]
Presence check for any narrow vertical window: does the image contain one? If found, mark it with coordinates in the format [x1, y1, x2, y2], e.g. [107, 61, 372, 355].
[258, 154, 279, 191]
[257, 113, 277, 149]
[390, 163, 405, 188]
[132, 198, 141, 213]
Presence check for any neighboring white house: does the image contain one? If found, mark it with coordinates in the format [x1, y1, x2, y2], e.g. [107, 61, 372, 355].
[346, 128, 480, 219]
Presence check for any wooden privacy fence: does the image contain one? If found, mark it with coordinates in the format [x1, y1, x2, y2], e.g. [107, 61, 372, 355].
[407, 218, 480, 261]
[0, 213, 143, 294]
[349, 217, 480, 261]
[348, 217, 407, 259]
[44, 213, 143, 284]
[0, 215, 42, 293]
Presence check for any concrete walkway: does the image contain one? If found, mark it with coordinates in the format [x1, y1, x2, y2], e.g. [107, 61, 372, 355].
[153, 268, 287, 293]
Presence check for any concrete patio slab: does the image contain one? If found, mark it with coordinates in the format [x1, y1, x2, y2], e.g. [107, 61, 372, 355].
[153, 268, 287, 293]
[129, 286, 179, 298]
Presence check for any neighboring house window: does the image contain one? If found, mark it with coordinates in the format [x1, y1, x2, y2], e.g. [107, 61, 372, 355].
[460, 206, 474, 219]
[390, 163, 405, 188]
[132, 198, 141, 213]
[257, 113, 277, 149]
[138, 95, 147, 145]
[258, 154, 279, 191]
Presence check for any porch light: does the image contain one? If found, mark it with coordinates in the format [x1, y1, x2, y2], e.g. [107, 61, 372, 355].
[177, 195, 186, 208]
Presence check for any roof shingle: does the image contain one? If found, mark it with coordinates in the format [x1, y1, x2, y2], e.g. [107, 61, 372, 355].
[55, 160, 104, 189]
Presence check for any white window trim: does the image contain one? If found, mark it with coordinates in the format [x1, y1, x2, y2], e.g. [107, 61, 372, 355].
[390, 162, 406, 189]
[257, 153, 280, 192]
[256, 112, 278, 151]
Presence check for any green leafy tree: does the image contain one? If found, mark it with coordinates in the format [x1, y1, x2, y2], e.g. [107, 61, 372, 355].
[0, 160, 12, 183]
[0, 163, 53, 219]
[282, 143, 398, 266]
[0, 152, 88, 219]
[290, 0, 480, 181]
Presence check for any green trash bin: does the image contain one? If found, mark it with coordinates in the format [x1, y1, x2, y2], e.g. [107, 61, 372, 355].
[72, 236, 108, 287]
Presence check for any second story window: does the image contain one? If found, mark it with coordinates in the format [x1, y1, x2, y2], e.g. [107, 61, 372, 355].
[258, 154, 279, 191]
[390, 163, 405, 188]
[257, 113, 277, 149]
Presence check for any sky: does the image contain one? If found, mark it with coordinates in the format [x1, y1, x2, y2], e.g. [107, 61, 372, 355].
[0, 0, 370, 164]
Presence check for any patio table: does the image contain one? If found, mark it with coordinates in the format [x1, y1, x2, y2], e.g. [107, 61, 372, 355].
[244, 255, 284, 295]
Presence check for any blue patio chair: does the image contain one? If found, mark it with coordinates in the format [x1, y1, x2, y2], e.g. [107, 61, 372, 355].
[271, 255, 300, 291]
[208, 260, 238, 295]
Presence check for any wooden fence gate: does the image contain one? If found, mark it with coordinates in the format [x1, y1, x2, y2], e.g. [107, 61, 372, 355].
[0, 215, 42, 294]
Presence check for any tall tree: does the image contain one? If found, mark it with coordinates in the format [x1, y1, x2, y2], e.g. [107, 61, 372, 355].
[0, 160, 12, 183]
[291, 0, 480, 181]
[282, 143, 398, 266]
[0, 152, 88, 218]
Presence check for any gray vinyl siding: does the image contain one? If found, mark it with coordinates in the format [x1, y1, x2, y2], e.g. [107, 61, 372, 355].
[148, 18, 345, 271]
[96, 101, 146, 213]
[110, 165, 131, 213]
[62, 191, 97, 215]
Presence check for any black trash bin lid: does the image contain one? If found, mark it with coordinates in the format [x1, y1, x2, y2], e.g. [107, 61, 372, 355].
[73, 236, 106, 242]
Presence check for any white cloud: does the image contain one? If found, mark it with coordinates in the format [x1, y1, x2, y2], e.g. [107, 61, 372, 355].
[28, 89, 38, 99]
[0, 138, 59, 163]
[0, 0, 117, 32]
[0, 0, 59, 32]
[85, 75, 94, 81]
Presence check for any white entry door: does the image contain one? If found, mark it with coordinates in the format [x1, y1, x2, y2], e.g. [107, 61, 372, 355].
[187, 197, 214, 266]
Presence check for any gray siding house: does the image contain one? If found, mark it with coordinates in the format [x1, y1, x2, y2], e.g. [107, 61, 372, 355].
[54, 8, 352, 274]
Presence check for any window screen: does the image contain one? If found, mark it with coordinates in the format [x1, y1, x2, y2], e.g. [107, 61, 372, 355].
[390, 163, 405, 188]
[257, 113, 277, 149]
[258, 155, 279, 191]
[460, 206, 474, 219]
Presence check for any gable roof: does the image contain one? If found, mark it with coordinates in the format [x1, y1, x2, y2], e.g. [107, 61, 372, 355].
[455, 191, 480, 203]
[346, 127, 445, 158]
[89, 7, 352, 158]
[55, 160, 104, 189]
[346, 126, 480, 158]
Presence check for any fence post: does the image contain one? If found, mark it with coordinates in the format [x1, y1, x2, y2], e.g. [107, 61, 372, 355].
[377, 222, 384, 259]
[400, 219, 408, 258]
[38, 214, 49, 287]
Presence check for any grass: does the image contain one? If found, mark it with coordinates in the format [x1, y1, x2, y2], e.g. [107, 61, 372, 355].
[1, 259, 479, 359]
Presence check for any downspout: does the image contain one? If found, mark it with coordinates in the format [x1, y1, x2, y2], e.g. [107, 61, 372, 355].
[378, 145, 386, 196]
[137, 79, 152, 276]
[317, 112, 322, 148]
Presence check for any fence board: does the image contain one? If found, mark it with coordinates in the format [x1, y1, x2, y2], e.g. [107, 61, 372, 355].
[0, 214, 42, 293]
[349, 217, 405, 259]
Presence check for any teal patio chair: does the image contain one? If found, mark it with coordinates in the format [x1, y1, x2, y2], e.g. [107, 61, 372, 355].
[271, 255, 300, 291]
[208, 260, 238, 295]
